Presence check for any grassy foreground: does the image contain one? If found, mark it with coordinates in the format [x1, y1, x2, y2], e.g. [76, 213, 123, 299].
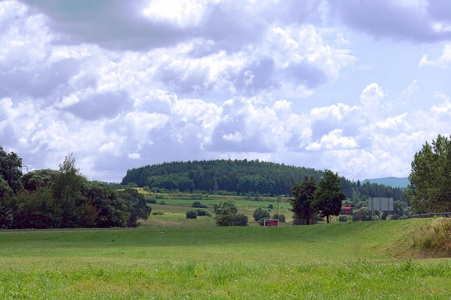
[1, 219, 450, 299]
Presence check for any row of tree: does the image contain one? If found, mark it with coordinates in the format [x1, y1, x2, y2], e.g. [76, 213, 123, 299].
[0, 149, 151, 229]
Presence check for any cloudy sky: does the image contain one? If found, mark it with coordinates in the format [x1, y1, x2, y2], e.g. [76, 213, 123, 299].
[1, 0, 450, 183]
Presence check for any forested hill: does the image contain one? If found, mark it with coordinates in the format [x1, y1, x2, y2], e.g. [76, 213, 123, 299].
[121, 159, 322, 195]
[121, 159, 405, 201]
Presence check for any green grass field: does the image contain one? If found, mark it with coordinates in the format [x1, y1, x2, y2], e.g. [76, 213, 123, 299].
[1, 218, 451, 299]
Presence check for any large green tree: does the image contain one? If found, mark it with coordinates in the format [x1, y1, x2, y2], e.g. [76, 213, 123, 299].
[290, 176, 316, 225]
[118, 188, 152, 227]
[313, 170, 346, 223]
[53, 154, 86, 228]
[406, 134, 451, 213]
[0, 146, 23, 194]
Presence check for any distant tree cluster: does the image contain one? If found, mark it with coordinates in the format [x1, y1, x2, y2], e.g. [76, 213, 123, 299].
[0, 149, 151, 229]
[405, 134, 451, 213]
[290, 170, 346, 224]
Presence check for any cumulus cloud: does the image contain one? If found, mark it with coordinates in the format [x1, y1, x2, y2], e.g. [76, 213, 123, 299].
[306, 129, 358, 151]
[1, 0, 451, 183]
[329, 0, 451, 42]
[360, 83, 385, 108]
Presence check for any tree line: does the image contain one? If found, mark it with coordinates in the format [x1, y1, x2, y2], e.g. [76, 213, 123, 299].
[122, 159, 323, 195]
[121, 159, 405, 202]
[0, 149, 151, 229]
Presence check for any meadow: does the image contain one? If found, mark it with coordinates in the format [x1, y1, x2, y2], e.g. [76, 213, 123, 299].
[1, 215, 451, 299]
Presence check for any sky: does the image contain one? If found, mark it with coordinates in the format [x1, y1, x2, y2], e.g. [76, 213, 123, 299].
[1, 0, 451, 183]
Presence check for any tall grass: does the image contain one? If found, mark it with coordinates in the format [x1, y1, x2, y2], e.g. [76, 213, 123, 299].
[1, 260, 450, 299]
[412, 217, 451, 257]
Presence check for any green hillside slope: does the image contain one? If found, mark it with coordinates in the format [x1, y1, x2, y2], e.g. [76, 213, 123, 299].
[1, 218, 450, 298]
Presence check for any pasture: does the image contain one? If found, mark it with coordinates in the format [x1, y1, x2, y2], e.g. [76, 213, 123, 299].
[1, 218, 451, 299]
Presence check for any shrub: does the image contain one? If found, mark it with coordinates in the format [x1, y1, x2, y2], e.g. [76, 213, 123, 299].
[253, 207, 270, 222]
[338, 215, 349, 222]
[215, 213, 234, 226]
[146, 198, 156, 204]
[196, 209, 211, 217]
[268, 204, 274, 210]
[233, 214, 248, 226]
[213, 201, 238, 215]
[272, 213, 286, 222]
[192, 201, 207, 208]
[186, 210, 197, 219]
[152, 210, 164, 215]
[214, 201, 246, 226]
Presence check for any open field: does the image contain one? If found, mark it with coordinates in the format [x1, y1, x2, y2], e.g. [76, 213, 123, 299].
[142, 191, 294, 226]
[1, 218, 451, 299]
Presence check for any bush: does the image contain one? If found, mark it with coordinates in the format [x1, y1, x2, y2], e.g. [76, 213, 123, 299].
[268, 204, 274, 210]
[152, 210, 164, 215]
[195, 209, 211, 217]
[214, 201, 247, 226]
[253, 207, 270, 222]
[233, 214, 248, 226]
[146, 198, 156, 204]
[186, 210, 197, 219]
[352, 207, 378, 221]
[338, 215, 349, 222]
[215, 213, 234, 226]
[192, 201, 207, 208]
[272, 213, 286, 222]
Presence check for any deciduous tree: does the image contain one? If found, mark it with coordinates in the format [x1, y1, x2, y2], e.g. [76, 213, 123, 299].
[406, 134, 451, 213]
[290, 176, 316, 225]
[313, 170, 345, 223]
[118, 188, 151, 227]
[0, 146, 23, 193]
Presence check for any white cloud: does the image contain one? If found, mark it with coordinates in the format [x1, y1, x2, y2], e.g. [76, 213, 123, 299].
[128, 153, 141, 160]
[360, 83, 385, 108]
[419, 43, 451, 67]
[306, 129, 358, 151]
[1, 0, 451, 183]
[142, 0, 212, 28]
[222, 132, 244, 142]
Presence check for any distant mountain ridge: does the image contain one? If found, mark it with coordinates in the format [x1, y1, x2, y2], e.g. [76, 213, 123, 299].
[363, 177, 409, 189]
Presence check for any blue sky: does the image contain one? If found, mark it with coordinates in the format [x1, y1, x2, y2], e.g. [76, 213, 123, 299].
[0, 0, 450, 182]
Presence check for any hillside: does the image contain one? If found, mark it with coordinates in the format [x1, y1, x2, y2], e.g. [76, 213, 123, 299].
[122, 159, 323, 196]
[122, 159, 406, 202]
